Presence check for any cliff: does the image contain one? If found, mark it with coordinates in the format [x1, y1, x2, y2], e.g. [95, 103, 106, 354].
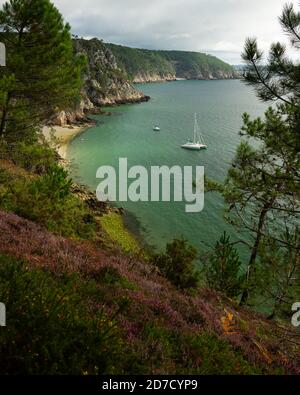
[108, 43, 238, 82]
[50, 38, 149, 125]
[74, 38, 149, 106]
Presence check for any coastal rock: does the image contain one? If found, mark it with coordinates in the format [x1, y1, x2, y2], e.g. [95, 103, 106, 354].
[51, 111, 67, 126]
[49, 98, 92, 126]
[132, 72, 176, 83]
[71, 183, 124, 216]
[73, 38, 149, 109]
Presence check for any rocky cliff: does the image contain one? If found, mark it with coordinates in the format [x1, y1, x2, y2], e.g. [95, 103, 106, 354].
[132, 72, 176, 83]
[50, 38, 149, 125]
[74, 39, 149, 106]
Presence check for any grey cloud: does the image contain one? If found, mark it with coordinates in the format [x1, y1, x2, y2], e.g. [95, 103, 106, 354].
[0, 0, 294, 64]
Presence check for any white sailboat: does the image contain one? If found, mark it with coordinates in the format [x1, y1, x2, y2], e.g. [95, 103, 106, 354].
[181, 113, 207, 150]
[153, 125, 160, 131]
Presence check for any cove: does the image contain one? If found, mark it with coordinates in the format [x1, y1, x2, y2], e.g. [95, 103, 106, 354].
[68, 80, 267, 253]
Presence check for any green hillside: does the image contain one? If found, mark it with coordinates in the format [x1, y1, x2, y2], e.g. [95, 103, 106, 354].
[107, 44, 175, 80]
[107, 43, 237, 81]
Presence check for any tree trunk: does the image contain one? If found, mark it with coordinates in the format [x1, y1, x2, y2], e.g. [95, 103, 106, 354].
[0, 93, 11, 139]
[240, 199, 274, 305]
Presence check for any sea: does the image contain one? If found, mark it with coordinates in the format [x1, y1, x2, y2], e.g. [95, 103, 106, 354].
[68, 79, 267, 254]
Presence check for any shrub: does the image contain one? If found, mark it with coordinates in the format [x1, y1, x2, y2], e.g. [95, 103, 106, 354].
[153, 238, 199, 290]
[0, 254, 123, 374]
[0, 166, 10, 185]
[203, 232, 245, 298]
[182, 332, 262, 374]
[30, 164, 72, 199]
[11, 142, 56, 174]
[0, 164, 96, 238]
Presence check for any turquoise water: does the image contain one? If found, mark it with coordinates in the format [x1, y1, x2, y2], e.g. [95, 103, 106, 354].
[68, 80, 267, 252]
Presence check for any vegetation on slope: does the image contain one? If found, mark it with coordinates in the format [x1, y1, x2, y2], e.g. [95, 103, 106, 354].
[161, 50, 236, 78]
[0, 210, 298, 374]
[108, 43, 237, 81]
[107, 44, 175, 81]
[0, 0, 85, 139]
[100, 213, 141, 254]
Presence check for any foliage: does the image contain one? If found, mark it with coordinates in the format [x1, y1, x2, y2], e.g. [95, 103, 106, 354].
[203, 232, 245, 298]
[0, 0, 85, 144]
[108, 43, 175, 80]
[254, 229, 300, 319]
[108, 43, 236, 80]
[153, 238, 199, 290]
[0, 254, 124, 374]
[181, 332, 263, 374]
[219, 2, 300, 305]
[162, 50, 235, 78]
[0, 164, 96, 238]
[31, 164, 72, 199]
[0, 211, 298, 374]
[9, 141, 56, 173]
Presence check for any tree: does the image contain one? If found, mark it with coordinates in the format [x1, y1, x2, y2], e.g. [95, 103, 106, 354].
[203, 232, 245, 299]
[153, 238, 199, 290]
[0, 0, 85, 145]
[220, 2, 300, 304]
[255, 227, 300, 319]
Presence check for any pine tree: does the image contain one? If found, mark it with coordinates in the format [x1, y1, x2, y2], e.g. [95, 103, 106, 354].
[221, 2, 300, 304]
[153, 238, 199, 290]
[0, 0, 85, 144]
[203, 232, 244, 299]
[255, 228, 300, 319]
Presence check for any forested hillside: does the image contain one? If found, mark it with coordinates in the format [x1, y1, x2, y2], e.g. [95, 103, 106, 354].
[108, 43, 238, 82]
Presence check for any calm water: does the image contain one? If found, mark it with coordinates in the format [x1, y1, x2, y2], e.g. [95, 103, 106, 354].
[68, 80, 267, 252]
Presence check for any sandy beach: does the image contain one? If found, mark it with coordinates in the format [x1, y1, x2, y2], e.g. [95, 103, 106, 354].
[42, 123, 92, 159]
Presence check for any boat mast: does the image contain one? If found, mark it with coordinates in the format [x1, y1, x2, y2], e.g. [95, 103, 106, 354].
[194, 113, 197, 143]
[196, 113, 206, 145]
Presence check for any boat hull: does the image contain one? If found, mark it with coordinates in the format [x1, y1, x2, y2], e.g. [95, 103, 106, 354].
[181, 144, 207, 150]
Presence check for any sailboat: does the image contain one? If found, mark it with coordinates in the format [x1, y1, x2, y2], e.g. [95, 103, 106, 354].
[181, 113, 207, 150]
[153, 125, 160, 131]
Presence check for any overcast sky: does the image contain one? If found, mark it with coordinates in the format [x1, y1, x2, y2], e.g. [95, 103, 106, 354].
[1, 0, 298, 64]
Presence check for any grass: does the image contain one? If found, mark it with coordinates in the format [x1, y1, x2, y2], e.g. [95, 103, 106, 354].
[100, 213, 141, 254]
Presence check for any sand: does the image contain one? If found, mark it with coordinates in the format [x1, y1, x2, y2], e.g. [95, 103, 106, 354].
[42, 123, 92, 159]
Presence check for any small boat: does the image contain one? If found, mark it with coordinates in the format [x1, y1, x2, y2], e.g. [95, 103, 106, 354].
[153, 125, 160, 131]
[181, 113, 207, 150]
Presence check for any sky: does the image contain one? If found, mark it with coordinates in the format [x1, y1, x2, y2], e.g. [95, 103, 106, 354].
[1, 0, 298, 64]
